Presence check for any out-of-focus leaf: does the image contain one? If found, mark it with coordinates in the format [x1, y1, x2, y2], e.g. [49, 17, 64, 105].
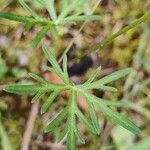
[0, 12, 36, 23]
[56, 0, 86, 24]
[19, 0, 40, 19]
[129, 137, 150, 150]
[0, 116, 12, 150]
[24, 22, 35, 32]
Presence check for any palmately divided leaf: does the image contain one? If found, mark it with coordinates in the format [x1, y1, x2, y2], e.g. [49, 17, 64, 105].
[40, 90, 60, 114]
[29, 73, 49, 84]
[44, 107, 68, 133]
[80, 91, 141, 135]
[32, 25, 51, 48]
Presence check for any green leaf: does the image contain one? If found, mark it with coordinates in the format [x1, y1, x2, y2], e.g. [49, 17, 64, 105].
[80, 84, 118, 92]
[37, 0, 57, 21]
[44, 66, 56, 73]
[56, 0, 85, 24]
[57, 126, 68, 142]
[75, 127, 85, 144]
[0, 12, 52, 25]
[91, 68, 132, 86]
[32, 25, 51, 48]
[84, 67, 101, 85]
[42, 45, 66, 82]
[44, 107, 68, 133]
[0, 12, 36, 23]
[63, 53, 69, 79]
[63, 15, 101, 23]
[80, 91, 141, 135]
[19, 0, 41, 19]
[40, 90, 60, 114]
[43, 0, 57, 21]
[29, 73, 49, 83]
[75, 107, 97, 134]
[24, 22, 35, 32]
[129, 137, 150, 150]
[61, 0, 68, 11]
[103, 101, 129, 107]
[87, 101, 100, 134]
[4, 84, 42, 94]
[31, 90, 44, 103]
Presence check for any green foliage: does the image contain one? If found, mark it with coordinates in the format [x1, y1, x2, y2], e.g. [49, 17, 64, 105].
[0, 57, 8, 80]
[0, 0, 101, 48]
[0, 115, 12, 150]
[4, 46, 141, 149]
[129, 137, 150, 150]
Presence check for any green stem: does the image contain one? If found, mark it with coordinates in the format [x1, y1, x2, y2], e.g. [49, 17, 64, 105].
[78, 10, 150, 58]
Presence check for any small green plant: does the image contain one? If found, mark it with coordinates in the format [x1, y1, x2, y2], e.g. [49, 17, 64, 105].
[0, 0, 101, 48]
[4, 45, 141, 149]
[1, 0, 150, 149]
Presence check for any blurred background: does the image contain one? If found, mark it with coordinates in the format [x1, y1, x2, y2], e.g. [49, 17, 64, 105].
[0, 0, 150, 149]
